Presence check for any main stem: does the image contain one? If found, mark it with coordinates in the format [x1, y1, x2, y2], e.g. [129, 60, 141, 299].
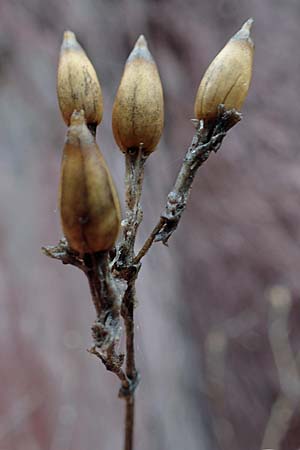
[123, 280, 137, 450]
[118, 147, 146, 450]
[124, 395, 135, 450]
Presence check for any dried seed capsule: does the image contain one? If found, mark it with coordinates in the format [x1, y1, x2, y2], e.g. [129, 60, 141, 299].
[194, 19, 254, 123]
[57, 31, 103, 127]
[59, 110, 121, 254]
[112, 35, 164, 154]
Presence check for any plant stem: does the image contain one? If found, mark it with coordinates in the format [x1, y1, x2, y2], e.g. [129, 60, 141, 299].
[133, 217, 166, 264]
[134, 107, 242, 259]
[122, 279, 138, 450]
[115, 146, 147, 450]
[124, 395, 135, 450]
[43, 106, 243, 450]
[122, 280, 137, 380]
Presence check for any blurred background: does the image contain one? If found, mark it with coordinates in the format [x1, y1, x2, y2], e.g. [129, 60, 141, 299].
[1, 0, 300, 449]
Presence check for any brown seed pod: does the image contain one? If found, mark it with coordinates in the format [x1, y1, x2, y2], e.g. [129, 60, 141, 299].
[112, 35, 164, 154]
[59, 110, 121, 254]
[194, 18, 254, 123]
[57, 31, 103, 127]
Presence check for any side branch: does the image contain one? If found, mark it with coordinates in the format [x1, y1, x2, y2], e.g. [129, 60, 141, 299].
[134, 106, 241, 262]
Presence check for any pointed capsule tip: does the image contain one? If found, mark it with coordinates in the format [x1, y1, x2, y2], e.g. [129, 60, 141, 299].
[231, 18, 254, 43]
[63, 30, 76, 43]
[135, 34, 148, 49]
[242, 18, 254, 33]
[61, 30, 81, 51]
[127, 34, 153, 62]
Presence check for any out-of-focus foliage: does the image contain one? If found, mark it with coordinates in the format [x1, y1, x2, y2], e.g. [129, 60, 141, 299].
[1, 1, 300, 449]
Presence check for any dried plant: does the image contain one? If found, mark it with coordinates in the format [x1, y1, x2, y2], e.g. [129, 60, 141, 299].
[43, 18, 254, 450]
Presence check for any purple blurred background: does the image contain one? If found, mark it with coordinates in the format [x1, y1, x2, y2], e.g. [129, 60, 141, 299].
[1, 0, 300, 449]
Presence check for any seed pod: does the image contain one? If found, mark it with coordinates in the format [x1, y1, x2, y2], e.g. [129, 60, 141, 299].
[59, 110, 121, 254]
[194, 18, 254, 123]
[57, 31, 103, 127]
[112, 35, 164, 154]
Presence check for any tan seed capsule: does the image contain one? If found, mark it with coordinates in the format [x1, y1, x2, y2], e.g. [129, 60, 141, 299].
[59, 110, 121, 254]
[57, 31, 103, 127]
[194, 18, 254, 123]
[112, 35, 164, 154]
